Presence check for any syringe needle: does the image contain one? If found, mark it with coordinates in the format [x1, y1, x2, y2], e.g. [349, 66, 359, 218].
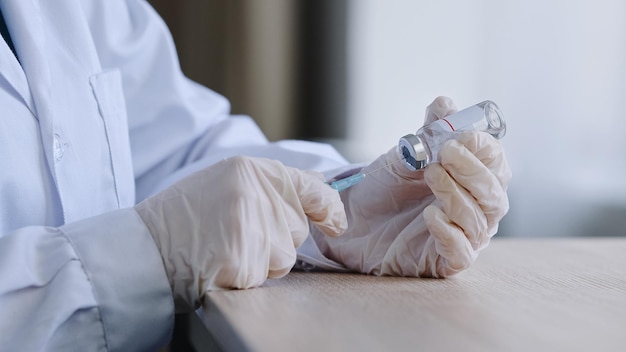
[362, 157, 406, 176]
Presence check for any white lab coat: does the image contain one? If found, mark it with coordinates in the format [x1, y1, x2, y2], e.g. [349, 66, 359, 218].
[0, 0, 350, 350]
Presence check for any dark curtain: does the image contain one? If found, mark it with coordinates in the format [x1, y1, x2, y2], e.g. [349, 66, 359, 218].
[148, 0, 347, 142]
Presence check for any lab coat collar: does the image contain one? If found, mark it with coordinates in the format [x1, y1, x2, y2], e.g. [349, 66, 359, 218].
[0, 0, 52, 121]
[0, 0, 36, 115]
[0, 38, 35, 115]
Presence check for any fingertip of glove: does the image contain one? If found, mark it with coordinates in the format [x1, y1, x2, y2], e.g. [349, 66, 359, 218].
[432, 96, 456, 110]
[423, 163, 448, 187]
[454, 131, 499, 156]
[452, 132, 512, 188]
[334, 210, 349, 236]
[438, 139, 478, 170]
[423, 204, 442, 225]
[425, 96, 458, 124]
[422, 205, 455, 245]
[315, 210, 348, 238]
[302, 176, 348, 237]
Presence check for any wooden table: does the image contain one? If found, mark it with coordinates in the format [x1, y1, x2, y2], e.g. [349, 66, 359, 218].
[198, 238, 626, 351]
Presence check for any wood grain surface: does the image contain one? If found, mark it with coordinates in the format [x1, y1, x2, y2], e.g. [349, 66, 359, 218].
[201, 238, 626, 351]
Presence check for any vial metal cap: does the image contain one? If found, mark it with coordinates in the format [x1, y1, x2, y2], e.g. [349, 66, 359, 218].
[398, 134, 428, 171]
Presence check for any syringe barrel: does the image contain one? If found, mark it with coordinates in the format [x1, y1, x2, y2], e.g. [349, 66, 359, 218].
[328, 173, 366, 192]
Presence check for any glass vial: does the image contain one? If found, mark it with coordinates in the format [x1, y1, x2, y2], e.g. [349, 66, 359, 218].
[398, 100, 506, 171]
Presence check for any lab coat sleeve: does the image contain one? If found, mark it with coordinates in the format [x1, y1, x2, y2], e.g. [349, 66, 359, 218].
[82, 1, 355, 270]
[0, 208, 173, 351]
[82, 0, 353, 198]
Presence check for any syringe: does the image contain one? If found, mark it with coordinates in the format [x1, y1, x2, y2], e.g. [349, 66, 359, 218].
[327, 157, 407, 192]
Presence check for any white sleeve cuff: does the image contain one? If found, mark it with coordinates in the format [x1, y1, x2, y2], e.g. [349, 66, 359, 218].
[61, 208, 174, 350]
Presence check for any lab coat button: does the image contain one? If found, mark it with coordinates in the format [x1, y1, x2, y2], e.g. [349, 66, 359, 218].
[53, 134, 65, 160]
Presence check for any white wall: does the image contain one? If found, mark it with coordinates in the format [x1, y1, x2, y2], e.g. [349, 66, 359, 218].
[345, 0, 626, 237]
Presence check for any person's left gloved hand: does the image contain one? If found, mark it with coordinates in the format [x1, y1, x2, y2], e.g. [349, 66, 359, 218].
[311, 96, 512, 278]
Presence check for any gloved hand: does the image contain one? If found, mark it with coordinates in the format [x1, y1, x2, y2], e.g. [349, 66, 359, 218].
[135, 156, 347, 311]
[311, 96, 511, 278]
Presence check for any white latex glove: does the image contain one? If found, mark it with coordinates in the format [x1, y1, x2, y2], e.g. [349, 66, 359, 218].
[135, 156, 347, 311]
[311, 96, 511, 278]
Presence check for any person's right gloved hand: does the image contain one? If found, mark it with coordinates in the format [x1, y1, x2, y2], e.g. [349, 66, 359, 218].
[135, 156, 347, 312]
[310, 96, 511, 278]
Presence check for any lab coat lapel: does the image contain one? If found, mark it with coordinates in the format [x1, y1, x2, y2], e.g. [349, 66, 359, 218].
[0, 2, 36, 115]
[0, 0, 56, 165]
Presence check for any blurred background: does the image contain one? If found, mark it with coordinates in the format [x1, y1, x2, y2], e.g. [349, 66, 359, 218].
[149, 0, 626, 238]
